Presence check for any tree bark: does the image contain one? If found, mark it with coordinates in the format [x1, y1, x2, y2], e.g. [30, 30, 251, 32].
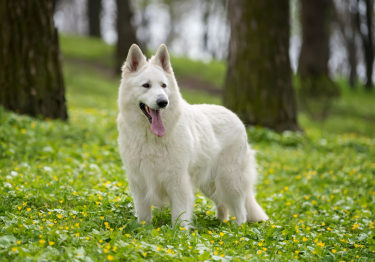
[87, 0, 101, 38]
[0, 0, 68, 120]
[224, 0, 300, 132]
[115, 0, 139, 75]
[298, 0, 339, 119]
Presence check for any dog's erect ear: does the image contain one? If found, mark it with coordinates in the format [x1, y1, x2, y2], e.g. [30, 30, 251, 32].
[124, 44, 146, 72]
[153, 44, 172, 73]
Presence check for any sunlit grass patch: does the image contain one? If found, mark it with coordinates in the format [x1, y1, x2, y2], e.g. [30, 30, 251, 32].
[0, 107, 374, 261]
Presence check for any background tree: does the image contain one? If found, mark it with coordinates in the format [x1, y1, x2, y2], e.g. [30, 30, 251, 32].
[87, 0, 102, 38]
[298, 0, 339, 119]
[115, 0, 140, 75]
[334, 0, 358, 88]
[0, 0, 68, 120]
[224, 0, 300, 132]
[355, 0, 374, 90]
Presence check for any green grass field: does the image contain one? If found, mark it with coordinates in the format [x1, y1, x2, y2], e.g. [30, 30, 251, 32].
[0, 35, 374, 261]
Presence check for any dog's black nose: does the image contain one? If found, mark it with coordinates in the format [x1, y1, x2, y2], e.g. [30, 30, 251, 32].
[157, 98, 168, 108]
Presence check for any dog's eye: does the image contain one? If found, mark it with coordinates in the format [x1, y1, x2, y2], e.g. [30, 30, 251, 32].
[161, 83, 166, 88]
[142, 83, 150, 88]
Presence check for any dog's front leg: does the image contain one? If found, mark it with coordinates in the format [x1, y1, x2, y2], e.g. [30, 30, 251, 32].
[167, 175, 194, 229]
[128, 178, 152, 224]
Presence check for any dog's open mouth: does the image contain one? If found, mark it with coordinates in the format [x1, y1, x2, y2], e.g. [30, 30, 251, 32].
[140, 103, 166, 137]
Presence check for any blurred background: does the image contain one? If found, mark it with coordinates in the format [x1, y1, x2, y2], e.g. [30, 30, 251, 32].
[1, 0, 375, 136]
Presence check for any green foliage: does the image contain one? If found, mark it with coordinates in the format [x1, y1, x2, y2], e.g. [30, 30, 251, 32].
[0, 103, 374, 261]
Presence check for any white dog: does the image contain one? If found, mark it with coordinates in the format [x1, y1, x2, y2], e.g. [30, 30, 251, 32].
[117, 44, 268, 228]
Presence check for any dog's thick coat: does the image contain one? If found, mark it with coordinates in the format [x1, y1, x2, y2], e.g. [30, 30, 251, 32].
[117, 44, 268, 228]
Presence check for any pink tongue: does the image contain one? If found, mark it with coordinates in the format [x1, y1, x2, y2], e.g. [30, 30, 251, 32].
[150, 109, 165, 137]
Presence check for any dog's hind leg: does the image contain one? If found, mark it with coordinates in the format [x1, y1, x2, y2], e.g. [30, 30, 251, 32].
[245, 190, 268, 222]
[244, 151, 268, 222]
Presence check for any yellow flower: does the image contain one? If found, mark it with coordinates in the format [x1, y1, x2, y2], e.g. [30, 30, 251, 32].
[295, 250, 299, 254]
[17, 241, 21, 245]
[86, 237, 90, 240]
[220, 232, 224, 237]
[27, 208, 31, 212]
[231, 216, 236, 220]
[293, 214, 297, 218]
[322, 222, 325, 226]
[258, 242, 263, 246]
[327, 227, 332, 231]
[192, 233, 195, 236]
[257, 250, 262, 254]
[303, 237, 308, 242]
[142, 252, 147, 257]
[125, 234, 130, 237]
[95, 201, 100, 205]
[107, 255, 114, 261]
[17, 206, 22, 210]
[39, 226, 43, 230]
[220, 254, 225, 257]
[39, 239, 45, 244]
[208, 231, 212, 234]
[219, 241, 223, 245]
[332, 249, 336, 253]
[263, 248, 267, 251]
[271, 225, 275, 228]
[49, 241, 55, 246]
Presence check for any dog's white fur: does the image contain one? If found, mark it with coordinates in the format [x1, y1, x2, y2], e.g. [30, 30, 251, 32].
[117, 44, 268, 228]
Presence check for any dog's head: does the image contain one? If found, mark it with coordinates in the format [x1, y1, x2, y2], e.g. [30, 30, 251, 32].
[118, 44, 180, 137]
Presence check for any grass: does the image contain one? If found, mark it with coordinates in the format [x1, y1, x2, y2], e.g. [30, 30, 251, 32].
[0, 35, 374, 261]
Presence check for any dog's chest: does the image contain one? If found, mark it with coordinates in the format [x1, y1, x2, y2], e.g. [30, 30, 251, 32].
[120, 133, 188, 177]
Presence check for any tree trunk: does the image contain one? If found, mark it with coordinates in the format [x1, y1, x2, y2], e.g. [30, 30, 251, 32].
[358, 0, 374, 90]
[0, 1, 68, 120]
[115, 0, 139, 75]
[87, 0, 101, 38]
[348, 8, 358, 88]
[202, 0, 210, 52]
[298, 0, 339, 120]
[334, 0, 358, 88]
[224, 0, 300, 132]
